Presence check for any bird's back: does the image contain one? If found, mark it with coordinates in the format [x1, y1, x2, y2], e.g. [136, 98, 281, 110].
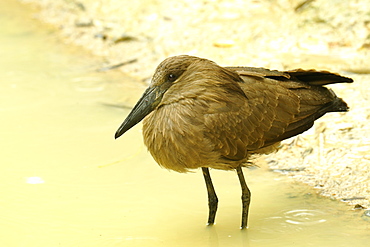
[200, 66, 351, 168]
[229, 67, 350, 147]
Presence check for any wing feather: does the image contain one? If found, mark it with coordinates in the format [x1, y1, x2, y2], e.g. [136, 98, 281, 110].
[204, 67, 349, 161]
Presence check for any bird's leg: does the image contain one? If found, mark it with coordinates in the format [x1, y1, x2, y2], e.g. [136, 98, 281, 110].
[236, 166, 251, 229]
[201, 167, 218, 226]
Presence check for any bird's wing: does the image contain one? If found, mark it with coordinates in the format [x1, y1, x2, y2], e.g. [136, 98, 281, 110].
[204, 67, 349, 161]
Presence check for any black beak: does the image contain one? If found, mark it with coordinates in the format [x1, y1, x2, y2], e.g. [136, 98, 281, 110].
[114, 86, 159, 139]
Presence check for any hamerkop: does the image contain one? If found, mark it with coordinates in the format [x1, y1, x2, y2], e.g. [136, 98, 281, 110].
[115, 55, 352, 229]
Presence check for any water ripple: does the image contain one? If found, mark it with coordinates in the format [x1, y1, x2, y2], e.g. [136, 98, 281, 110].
[284, 209, 327, 226]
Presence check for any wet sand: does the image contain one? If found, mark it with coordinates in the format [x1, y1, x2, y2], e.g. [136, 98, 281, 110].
[18, 0, 370, 209]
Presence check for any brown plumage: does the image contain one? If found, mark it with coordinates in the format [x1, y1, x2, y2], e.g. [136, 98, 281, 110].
[115, 55, 352, 229]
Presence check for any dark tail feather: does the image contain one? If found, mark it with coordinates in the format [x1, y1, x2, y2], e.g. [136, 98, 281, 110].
[287, 69, 353, 86]
[329, 94, 349, 112]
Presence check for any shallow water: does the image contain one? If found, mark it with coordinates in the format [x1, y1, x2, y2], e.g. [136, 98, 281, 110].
[1, 1, 369, 246]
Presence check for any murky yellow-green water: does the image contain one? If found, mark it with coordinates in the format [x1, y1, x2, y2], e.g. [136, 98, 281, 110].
[1, 1, 369, 246]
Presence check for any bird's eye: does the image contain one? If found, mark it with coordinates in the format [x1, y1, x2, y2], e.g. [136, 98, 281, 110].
[167, 73, 177, 82]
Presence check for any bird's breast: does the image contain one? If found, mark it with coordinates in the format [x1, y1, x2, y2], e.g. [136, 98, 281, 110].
[142, 100, 224, 172]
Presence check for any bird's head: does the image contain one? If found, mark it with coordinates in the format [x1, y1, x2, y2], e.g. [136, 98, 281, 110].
[114, 55, 243, 139]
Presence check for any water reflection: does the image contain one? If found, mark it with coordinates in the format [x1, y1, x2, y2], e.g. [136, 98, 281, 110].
[26, 177, 45, 184]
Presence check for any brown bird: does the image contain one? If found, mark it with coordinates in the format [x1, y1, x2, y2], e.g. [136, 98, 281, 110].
[115, 55, 352, 229]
